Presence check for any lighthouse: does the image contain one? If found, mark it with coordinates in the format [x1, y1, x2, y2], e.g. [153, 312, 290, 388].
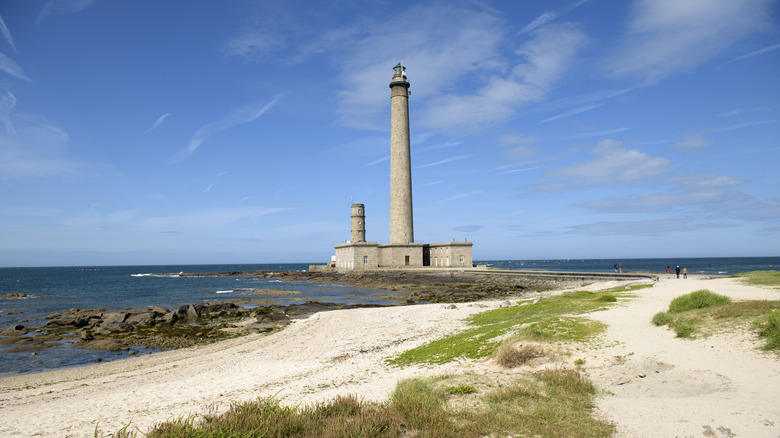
[330, 63, 473, 270]
[389, 62, 414, 244]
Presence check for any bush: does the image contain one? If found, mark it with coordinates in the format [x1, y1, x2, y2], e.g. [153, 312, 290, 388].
[494, 343, 547, 368]
[668, 290, 731, 313]
[758, 310, 780, 350]
[652, 311, 673, 326]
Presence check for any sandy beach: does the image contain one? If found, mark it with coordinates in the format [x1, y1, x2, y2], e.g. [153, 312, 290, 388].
[1, 275, 778, 437]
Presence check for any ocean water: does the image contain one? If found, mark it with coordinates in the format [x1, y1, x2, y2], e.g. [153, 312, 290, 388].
[0, 263, 398, 376]
[481, 257, 780, 275]
[1, 257, 777, 376]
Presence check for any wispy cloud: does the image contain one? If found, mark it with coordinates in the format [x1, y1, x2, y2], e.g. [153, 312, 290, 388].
[709, 119, 777, 133]
[554, 127, 631, 141]
[0, 90, 17, 134]
[418, 154, 474, 169]
[518, 0, 589, 34]
[145, 113, 170, 133]
[674, 134, 711, 153]
[0, 52, 31, 82]
[547, 139, 672, 185]
[37, 0, 98, 24]
[730, 43, 780, 62]
[608, 0, 773, 84]
[173, 94, 282, 162]
[364, 156, 389, 167]
[0, 112, 85, 179]
[333, 4, 508, 131]
[140, 206, 295, 230]
[420, 22, 588, 133]
[576, 173, 780, 222]
[539, 103, 605, 123]
[0, 14, 16, 52]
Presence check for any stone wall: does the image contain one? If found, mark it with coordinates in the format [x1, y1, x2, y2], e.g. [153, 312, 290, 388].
[378, 243, 424, 267]
[424, 242, 473, 267]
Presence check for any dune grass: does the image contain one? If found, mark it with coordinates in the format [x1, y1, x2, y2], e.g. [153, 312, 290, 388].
[732, 270, 780, 287]
[388, 285, 649, 366]
[111, 369, 613, 438]
[652, 288, 780, 348]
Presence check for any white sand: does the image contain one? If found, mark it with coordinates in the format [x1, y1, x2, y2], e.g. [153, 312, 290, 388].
[0, 276, 778, 437]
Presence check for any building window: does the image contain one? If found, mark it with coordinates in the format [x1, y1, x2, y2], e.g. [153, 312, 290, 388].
[363, 255, 368, 264]
[460, 255, 464, 263]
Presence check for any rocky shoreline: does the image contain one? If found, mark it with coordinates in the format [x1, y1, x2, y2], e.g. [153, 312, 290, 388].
[0, 300, 373, 355]
[174, 269, 589, 303]
[1, 269, 591, 355]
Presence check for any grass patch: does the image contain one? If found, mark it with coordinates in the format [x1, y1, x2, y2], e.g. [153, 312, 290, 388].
[668, 289, 732, 313]
[653, 290, 780, 345]
[493, 342, 549, 368]
[732, 270, 780, 287]
[756, 310, 780, 350]
[388, 287, 644, 366]
[446, 384, 477, 395]
[114, 371, 613, 438]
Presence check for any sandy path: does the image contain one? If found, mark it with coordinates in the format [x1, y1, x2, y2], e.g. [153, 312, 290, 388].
[586, 276, 780, 437]
[1, 276, 778, 437]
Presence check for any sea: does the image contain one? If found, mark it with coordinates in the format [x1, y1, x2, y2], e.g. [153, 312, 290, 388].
[1, 257, 778, 377]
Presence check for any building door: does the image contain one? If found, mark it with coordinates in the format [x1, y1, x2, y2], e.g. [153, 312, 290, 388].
[405, 255, 410, 266]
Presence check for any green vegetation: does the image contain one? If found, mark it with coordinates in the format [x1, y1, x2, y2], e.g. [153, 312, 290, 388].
[757, 310, 780, 350]
[653, 289, 780, 347]
[667, 289, 732, 313]
[109, 284, 659, 437]
[732, 270, 780, 287]
[111, 370, 613, 438]
[389, 285, 650, 366]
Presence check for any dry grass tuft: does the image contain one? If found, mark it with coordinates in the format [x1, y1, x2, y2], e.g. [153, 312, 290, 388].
[494, 342, 549, 368]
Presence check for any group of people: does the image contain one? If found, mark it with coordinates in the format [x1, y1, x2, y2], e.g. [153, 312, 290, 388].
[666, 265, 688, 278]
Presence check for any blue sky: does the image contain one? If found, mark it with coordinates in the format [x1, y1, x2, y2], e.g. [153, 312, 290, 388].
[0, 0, 778, 267]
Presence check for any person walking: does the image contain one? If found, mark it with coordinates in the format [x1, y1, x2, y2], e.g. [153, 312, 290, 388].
[675, 265, 681, 278]
[683, 267, 688, 279]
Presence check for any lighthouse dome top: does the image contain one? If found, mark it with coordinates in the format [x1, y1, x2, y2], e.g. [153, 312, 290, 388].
[392, 63, 406, 80]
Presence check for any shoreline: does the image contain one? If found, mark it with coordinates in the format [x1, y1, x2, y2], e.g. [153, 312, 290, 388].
[1, 275, 778, 437]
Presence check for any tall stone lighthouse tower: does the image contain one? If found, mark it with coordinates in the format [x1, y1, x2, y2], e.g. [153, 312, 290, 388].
[389, 62, 414, 244]
[330, 62, 473, 271]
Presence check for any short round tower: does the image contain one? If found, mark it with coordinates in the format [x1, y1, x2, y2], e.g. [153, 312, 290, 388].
[351, 203, 366, 243]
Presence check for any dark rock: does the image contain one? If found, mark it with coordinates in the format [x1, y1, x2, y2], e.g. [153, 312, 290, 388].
[126, 311, 157, 328]
[80, 329, 94, 341]
[0, 292, 27, 299]
[149, 306, 169, 314]
[77, 339, 129, 351]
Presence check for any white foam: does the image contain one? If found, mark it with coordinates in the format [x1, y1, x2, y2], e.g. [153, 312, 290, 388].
[216, 290, 234, 294]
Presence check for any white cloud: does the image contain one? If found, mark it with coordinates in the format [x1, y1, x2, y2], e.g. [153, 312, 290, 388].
[0, 14, 16, 52]
[547, 139, 672, 185]
[730, 43, 780, 62]
[0, 52, 31, 82]
[540, 103, 605, 123]
[0, 114, 85, 179]
[674, 134, 711, 152]
[140, 206, 294, 231]
[608, 0, 774, 83]
[0, 90, 17, 134]
[224, 29, 285, 61]
[518, 0, 589, 34]
[418, 154, 474, 169]
[173, 95, 282, 162]
[145, 113, 170, 133]
[37, 0, 98, 24]
[420, 22, 588, 133]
